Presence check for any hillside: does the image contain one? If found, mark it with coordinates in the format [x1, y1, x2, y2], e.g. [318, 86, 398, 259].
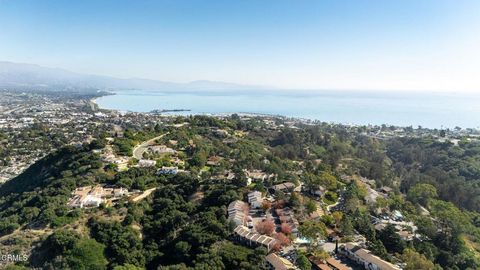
[0, 115, 479, 269]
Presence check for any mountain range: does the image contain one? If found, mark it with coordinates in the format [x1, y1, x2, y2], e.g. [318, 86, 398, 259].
[0, 61, 259, 92]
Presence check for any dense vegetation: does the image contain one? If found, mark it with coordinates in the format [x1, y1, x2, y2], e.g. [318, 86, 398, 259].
[1, 115, 480, 269]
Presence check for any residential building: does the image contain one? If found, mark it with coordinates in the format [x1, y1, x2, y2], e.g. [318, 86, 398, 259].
[247, 191, 263, 208]
[148, 145, 176, 154]
[67, 185, 129, 208]
[246, 170, 269, 181]
[157, 166, 179, 175]
[138, 159, 156, 167]
[228, 200, 248, 226]
[233, 225, 277, 252]
[266, 253, 296, 270]
[339, 243, 401, 270]
[206, 155, 223, 166]
[270, 182, 296, 193]
[326, 258, 350, 270]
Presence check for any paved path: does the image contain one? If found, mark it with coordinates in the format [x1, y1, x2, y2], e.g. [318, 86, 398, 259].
[132, 133, 168, 159]
[326, 200, 340, 212]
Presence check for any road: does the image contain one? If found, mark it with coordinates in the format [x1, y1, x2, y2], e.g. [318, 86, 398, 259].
[131, 187, 157, 202]
[132, 133, 168, 159]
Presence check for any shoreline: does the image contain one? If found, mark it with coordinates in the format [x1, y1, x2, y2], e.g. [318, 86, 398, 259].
[89, 92, 480, 131]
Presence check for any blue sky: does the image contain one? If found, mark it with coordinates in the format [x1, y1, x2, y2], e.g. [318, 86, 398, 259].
[0, 0, 479, 91]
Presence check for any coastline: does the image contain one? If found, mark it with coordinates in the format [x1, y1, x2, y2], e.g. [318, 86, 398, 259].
[90, 94, 319, 126]
[89, 90, 480, 130]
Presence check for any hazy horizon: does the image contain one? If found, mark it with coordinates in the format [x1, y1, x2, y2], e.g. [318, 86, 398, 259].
[1, 0, 480, 93]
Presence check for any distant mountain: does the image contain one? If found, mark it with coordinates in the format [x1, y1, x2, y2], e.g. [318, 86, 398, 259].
[0, 61, 260, 91]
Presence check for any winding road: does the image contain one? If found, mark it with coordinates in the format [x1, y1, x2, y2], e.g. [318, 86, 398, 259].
[132, 133, 168, 159]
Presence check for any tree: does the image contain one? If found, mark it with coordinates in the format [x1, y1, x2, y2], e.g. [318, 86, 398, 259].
[304, 199, 317, 215]
[289, 192, 301, 208]
[401, 248, 435, 270]
[340, 216, 354, 236]
[190, 149, 207, 168]
[89, 219, 145, 267]
[4, 266, 30, 270]
[407, 183, 438, 207]
[299, 221, 327, 246]
[262, 201, 272, 212]
[33, 229, 81, 266]
[113, 264, 144, 270]
[66, 238, 108, 270]
[332, 211, 343, 229]
[320, 215, 335, 227]
[311, 247, 329, 261]
[280, 223, 292, 235]
[296, 253, 312, 270]
[174, 241, 192, 261]
[255, 219, 275, 235]
[368, 238, 388, 258]
[430, 199, 468, 237]
[319, 171, 338, 190]
[273, 233, 291, 251]
[216, 242, 267, 270]
[303, 171, 337, 192]
[378, 224, 406, 254]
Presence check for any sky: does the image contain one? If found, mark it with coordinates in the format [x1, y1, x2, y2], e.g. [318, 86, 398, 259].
[0, 0, 479, 92]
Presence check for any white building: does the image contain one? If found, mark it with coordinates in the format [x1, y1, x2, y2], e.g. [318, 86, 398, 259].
[81, 194, 104, 208]
[68, 185, 129, 208]
[247, 191, 263, 208]
[340, 243, 401, 270]
[265, 253, 296, 270]
[233, 225, 277, 252]
[138, 159, 156, 167]
[228, 200, 249, 226]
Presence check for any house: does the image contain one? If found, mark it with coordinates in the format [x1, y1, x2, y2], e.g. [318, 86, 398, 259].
[246, 170, 270, 182]
[397, 230, 415, 241]
[157, 166, 179, 175]
[265, 253, 296, 270]
[270, 182, 296, 193]
[67, 185, 129, 208]
[325, 258, 350, 270]
[275, 207, 299, 236]
[228, 200, 249, 226]
[339, 243, 401, 270]
[148, 145, 176, 154]
[379, 186, 393, 194]
[102, 186, 129, 198]
[310, 258, 333, 270]
[207, 155, 223, 166]
[212, 128, 229, 137]
[138, 159, 156, 167]
[359, 176, 376, 187]
[310, 257, 350, 270]
[247, 191, 263, 208]
[212, 170, 236, 181]
[233, 225, 277, 252]
[81, 195, 103, 207]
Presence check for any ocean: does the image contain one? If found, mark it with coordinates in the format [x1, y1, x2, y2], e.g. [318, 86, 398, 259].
[95, 89, 480, 129]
